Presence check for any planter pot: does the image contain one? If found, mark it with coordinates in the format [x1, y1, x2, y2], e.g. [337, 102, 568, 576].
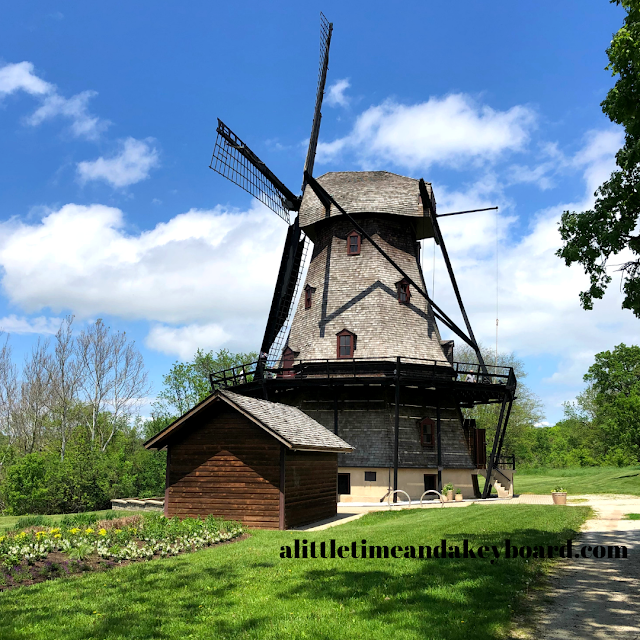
[447, 490, 454, 501]
[552, 492, 567, 505]
[455, 494, 463, 502]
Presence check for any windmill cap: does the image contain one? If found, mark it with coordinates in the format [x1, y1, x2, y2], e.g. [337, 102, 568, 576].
[299, 171, 436, 240]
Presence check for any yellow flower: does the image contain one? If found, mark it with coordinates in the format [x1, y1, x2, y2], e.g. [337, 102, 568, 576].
[98, 529, 107, 536]
[49, 527, 60, 534]
[0, 535, 5, 543]
[85, 528, 94, 534]
[70, 527, 80, 535]
[54, 533, 61, 539]
[36, 531, 45, 537]
[114, 529, 121, 534]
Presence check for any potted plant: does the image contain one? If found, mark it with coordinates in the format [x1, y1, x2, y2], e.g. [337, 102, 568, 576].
[455, 489, 463, 502]
[443, 483, 454, 501]
[551, 486, 567, 505]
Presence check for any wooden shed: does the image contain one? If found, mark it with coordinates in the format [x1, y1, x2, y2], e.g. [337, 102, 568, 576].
[144, 389, 353, 529]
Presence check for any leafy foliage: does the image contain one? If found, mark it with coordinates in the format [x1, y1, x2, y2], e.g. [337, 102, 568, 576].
[557, 1, 640, 314]
[153, 348, 257, 418]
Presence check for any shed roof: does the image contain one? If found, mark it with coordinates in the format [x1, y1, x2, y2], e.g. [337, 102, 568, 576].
[144, 389, 354, 453]
[298, 171, 436, 240]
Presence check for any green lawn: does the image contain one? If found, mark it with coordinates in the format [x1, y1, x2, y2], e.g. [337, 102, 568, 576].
[0, 505, 590, 640]
[515, 466, 640, 495]
[0, 510, 141, 533]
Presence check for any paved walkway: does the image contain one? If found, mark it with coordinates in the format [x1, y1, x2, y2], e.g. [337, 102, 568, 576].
[298, 493, 640, 638]
[536, 494, 640, 639]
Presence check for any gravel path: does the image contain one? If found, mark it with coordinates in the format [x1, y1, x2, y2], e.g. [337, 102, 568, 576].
[537, 495, 640, 639]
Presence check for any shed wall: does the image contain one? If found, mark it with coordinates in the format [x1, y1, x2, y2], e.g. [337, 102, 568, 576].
[166, 405, 281, 528]
[284, 451, 338, 528]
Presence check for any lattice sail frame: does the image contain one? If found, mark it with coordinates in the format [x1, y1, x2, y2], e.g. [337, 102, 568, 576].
[210, 119, 294, 224]
[266, 233, 312, 368]
[303, 12, 333, 181]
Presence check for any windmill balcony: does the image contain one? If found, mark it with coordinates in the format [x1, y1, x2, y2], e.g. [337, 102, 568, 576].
[209, 357, 516, 407]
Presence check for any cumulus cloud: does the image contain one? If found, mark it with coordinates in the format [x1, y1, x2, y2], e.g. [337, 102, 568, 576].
[77, 138, 160, 187]
[326, 78, 351, 107]
[0, 315, 61, 335]
[146, 323, 231, 360]
[0, 61, 108, 140]
[27, 90, 108, 140]
[317, 94, 536, 170]
[0, 202, 288, 355]
[427, 128, 637, 417]
[0, 62, 53, 97]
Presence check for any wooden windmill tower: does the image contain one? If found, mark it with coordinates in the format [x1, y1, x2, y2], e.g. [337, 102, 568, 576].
[209, 15, 517, 501]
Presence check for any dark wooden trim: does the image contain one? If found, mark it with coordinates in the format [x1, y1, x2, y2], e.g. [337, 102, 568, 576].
[336, 329, 356, 359]
[418, 417, 435, 448]
[279, 444, 286, 530]
[164, 446, 171, 518]
[436, 403, 442, 492]
[346, 230, 361, 255]
[304, 285, 313, 309]
[393, 356, 400, 502]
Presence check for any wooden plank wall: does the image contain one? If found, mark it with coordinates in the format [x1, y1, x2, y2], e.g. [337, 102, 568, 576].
[166, 405, 281, 529]
[285, 451, 337, 528]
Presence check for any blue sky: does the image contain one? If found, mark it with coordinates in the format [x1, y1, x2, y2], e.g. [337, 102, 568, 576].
[0, 1, 635, 424]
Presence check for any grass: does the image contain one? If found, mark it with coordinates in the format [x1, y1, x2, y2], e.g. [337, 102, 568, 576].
[515, 466, 640, 495]
[0, 504, 590, 640]
[624, 513, 640, 520]
[0, 510, 141, 533]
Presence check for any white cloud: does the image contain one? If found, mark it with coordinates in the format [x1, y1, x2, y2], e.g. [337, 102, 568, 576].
[0, 202, 288, 355]
[326, 79, 351, 107]
[0, 62, 53, 97]
[0, 61, 108, 140]
[0, 315, 61, 335]
[426, 128, 637, 419]
[146, 323, 231, 360]
[317, 94, 536, 170]
[27, 90, 108, 140]
[77, 138, 159, 187]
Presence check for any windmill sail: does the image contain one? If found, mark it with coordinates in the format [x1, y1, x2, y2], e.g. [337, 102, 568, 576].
[260, 218, 310, 365]
[210, 119, 300, 223]
[303, 13, 333, 183]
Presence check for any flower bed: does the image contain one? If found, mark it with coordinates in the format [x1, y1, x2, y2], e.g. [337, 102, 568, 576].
[0, 513, 244, 591]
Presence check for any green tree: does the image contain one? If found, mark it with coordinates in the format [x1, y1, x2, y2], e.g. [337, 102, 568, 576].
[557, 1, 640, 314]
[154, 348, 257, 418]
[584, 343, 640, 462]
[455, 344, 544, 466]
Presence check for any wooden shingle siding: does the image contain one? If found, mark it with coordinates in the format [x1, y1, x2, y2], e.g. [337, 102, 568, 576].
[286, 216, 448, 364]
[166, 406, 281, 528]
[284, 451, 338, 528]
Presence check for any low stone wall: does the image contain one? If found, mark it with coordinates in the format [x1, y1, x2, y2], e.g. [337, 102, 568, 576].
[111, 497, 164, 512]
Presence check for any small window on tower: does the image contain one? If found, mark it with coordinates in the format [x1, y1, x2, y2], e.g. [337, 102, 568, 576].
[419, 417, 435, 448]
[347, 231, 361, 256]
[364, 471, 376, 482]
[336, 329, 356, 358]
[397, 279, 411, 305]
[304, 284, 313, 309]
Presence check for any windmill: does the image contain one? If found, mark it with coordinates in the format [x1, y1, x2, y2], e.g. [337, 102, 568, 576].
[210, 13, 332, 375]
[209, 14, 516, 501]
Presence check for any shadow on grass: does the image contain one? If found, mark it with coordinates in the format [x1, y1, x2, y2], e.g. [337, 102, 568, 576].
[0, 509, 590, 640]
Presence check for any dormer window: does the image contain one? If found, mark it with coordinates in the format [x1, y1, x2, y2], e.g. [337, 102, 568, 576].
[397, 279, 411, 304]
[347, 231, 361, 256]
[336, 329, 356, 358]
[304, 284, 313, 309]
[419, 417, 435, 448]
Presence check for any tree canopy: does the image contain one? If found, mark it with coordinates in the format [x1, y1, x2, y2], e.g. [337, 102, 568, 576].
[557, 1, 640, 315]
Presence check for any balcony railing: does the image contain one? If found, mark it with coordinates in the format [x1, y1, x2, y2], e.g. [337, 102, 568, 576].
[209, 356, 516, 392]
